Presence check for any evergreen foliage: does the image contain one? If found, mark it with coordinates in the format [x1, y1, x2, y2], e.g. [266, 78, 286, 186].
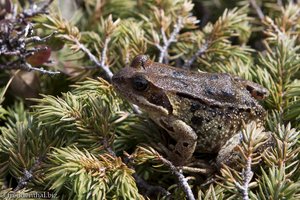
[0, 0, 299, 199]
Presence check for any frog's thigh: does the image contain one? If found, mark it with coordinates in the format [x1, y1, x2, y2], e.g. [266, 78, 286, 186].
[162, 117, 198, 161]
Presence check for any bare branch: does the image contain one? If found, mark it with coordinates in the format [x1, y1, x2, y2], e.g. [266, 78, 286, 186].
[156, 17, 184, 64]
[13, 157, 43, 192]
[29, 66, 60, 75]
[0, 63, 60, 75]
[183, 40, 210, 68]
[234, 157, 253, 200]
[100, 37, 111, 71]
[21, 0, 54, 18]
[25, 31, 57, 43]
[159, 157, 195, 200]
[0, 0, 59, 75]
[133, 174, 170, 197]
[74, 39, 113, 80]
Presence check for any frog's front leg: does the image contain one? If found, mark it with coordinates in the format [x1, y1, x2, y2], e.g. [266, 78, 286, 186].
[159, 117, 198, 166]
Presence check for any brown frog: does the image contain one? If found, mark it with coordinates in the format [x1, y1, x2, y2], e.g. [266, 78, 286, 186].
[112, 55, 269, 167]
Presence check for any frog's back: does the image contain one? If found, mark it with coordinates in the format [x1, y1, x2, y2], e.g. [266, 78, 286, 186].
[146, 64, 260, 110]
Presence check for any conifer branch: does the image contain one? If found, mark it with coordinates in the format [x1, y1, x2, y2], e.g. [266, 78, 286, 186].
[159, 157, 195, 200]
[124, 150, 170, 198]
[156, 17, 184, 64]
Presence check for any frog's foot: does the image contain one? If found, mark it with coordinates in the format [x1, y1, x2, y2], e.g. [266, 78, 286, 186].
[181, 159, 215, 174]
[216, 131, 274, 169]
[157, 143, 193, 166]
[180, 165, 215, 174]
[158, 143, 215, 174]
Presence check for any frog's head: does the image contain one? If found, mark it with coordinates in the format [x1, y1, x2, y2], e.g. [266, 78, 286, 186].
[112, 55, 151, 94]
[112, 55, 172, 115]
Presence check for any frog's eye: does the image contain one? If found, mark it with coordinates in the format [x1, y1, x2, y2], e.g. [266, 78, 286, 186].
[131, 55, 149, 69]
[132, 75, 149, 91]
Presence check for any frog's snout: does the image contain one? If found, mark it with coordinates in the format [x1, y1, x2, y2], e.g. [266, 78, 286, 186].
[112, 73, 125, 87]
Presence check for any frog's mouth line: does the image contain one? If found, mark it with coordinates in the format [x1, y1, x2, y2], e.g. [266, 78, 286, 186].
[127, 93, 169, 116]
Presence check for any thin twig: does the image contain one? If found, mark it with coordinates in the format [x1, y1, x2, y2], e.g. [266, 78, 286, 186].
[0, 63, 60, 75]
[103, 137, 116, 157]
[249, 0, 265, 20]
[30, 66, 61, 75]
[234, 157, 253, 200]
[13, 157, 42, 192]
[100, 37, 111, 69]
[133, 174, 170, 197]
[156, 17, 184, 63]
[21, 0, 54, 18]
[160, 157, 195, 200]
[0, 70, 20, 101]
[25, 31, 57, 43]
[74, 39, 113, 80]
[183, 40, 210, 69]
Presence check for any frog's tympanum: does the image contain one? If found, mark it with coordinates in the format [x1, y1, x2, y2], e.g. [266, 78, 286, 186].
[112, 55, 270, 168]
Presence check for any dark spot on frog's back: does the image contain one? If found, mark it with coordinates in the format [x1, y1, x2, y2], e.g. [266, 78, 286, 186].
[190, 102, 201, 112]
[221, 89, 235, 97]
[176, 92, 206, 104]
[205, 88, 214, 95]
[245, 100, 256, 107]
[209, 74, 219, 80]
[172, 71, 185, 77]
[179, 80, 188, 87]
[191, 116, 203, 125]
[217, 125, 222, 130]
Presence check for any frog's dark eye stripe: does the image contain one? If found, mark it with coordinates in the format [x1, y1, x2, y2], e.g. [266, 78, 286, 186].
[132, 75, 149, 91]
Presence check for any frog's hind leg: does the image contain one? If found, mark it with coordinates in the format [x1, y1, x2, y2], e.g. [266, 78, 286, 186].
[215, 133, 241, 169]
[159, 117, 198, 166]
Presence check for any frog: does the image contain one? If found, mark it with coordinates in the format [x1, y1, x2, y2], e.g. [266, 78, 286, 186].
[112, 55, 270, 168]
